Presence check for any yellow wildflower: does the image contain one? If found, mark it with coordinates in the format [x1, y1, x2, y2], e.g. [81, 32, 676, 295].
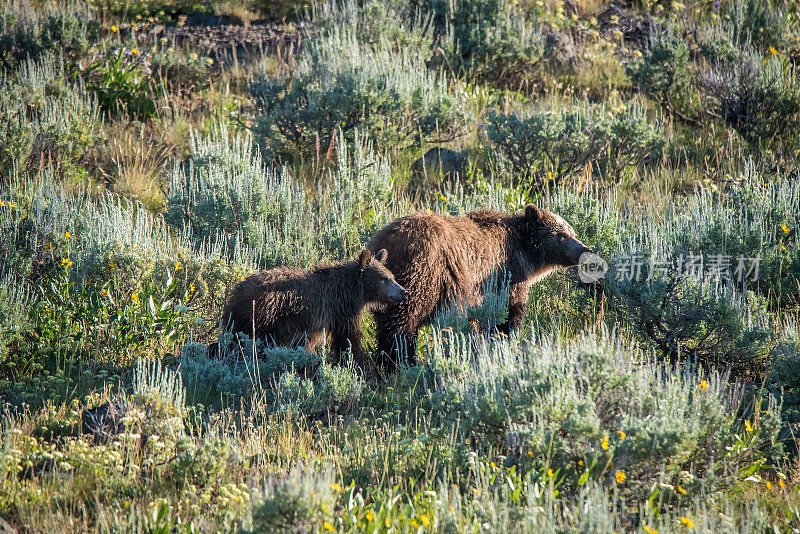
[770, 46, 778, 55]
[745, 420, 754, 432]
[365, 510, 374, 521]
[331, 483, 342, 492]
[601, 437, 609, 450]
[101, 289, 109, 297]
[440, 194, 447, 202]
[766, 480, 773, 490]
[698, 380, 709, 390]
[578, 460, 584, 466]
[131, 293, 139, 304]
[111, 25, 118, 32]
[0, 200, 5, 207]
[385, 517, 391, 527]
[615, 470, 626, 483]
[782, 224, 790, 234]
[644, 525, 658, 534]
[548, 468, 555, 478]
[680, 516, 694, 528]
[174, 261, 182, 270]
[490, 461, 496, 468]
[189, 283, 196, 293]
[132, 48, 140, 55]
[65, 231, 71, 239]
[528, 451, 534, 457]
[420, 514, 429, 526]
[61, 258, 72, 268]
[617, 430, 626, 440]
[779, 479, 786, 488]
[411, 520, 419, 528]
[678, 485, 687, 494]
[323, 521, 334, 531]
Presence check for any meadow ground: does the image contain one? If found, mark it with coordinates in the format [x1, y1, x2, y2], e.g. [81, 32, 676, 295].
[1, 0, 800, 531]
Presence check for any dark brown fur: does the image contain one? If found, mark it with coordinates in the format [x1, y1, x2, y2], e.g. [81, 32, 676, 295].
[367, 204, 591, 366]
[218, 249, 407, 361]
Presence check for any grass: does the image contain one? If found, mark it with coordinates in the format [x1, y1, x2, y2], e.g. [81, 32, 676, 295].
[1, 0, 800, 532]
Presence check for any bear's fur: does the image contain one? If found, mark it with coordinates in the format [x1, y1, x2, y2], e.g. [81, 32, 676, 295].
[367, 204, 591, 366]
[218, 249, 407, 360]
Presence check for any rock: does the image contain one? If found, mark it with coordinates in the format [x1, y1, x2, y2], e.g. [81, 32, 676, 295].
[0, 516, 17, 534]
[81, 398, 127, 442]
[544, 29, 582, 69]
[410, 148, 469, 191]
[597, 5, 659, 51]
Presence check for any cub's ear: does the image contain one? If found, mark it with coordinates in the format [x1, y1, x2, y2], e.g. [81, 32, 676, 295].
[358, 249, 372, 269]
[525, 204, 542, 221]
[375, 248, 388, 264]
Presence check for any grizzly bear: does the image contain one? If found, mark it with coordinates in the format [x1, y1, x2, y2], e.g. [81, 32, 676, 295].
[218, 249, 407, 361]
[367, 204, 592, 366]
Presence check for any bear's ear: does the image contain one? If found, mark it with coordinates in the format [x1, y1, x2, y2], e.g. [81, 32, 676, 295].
[375, 248, 388, 264]
[525, 204, 542, 221]
[358, 249, 372, 270]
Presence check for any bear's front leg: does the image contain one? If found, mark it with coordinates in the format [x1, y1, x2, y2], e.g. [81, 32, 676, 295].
[331, 318, 363, 364]
[497, 281, 531, 334]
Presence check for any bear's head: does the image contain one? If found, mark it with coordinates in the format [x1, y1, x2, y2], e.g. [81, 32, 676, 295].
[521, 204, 592, 268]
[358, 249, 408, 306]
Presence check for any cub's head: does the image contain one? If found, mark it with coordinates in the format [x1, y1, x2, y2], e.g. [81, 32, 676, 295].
[357, 249, 408, 306]
[521, 204, 592, 268]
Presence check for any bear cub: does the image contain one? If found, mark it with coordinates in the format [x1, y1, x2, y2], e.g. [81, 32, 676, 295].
[217, 249, 407, 361]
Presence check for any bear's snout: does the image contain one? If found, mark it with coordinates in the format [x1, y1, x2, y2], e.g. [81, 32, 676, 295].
[566, 238, 593, 266]
[390, 284, 409, 302]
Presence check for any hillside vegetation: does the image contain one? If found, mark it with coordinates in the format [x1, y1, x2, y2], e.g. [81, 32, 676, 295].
[1, 0, 800, 531]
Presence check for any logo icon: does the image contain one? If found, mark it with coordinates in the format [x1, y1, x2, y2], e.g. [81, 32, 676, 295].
[578, 251, 608, 283]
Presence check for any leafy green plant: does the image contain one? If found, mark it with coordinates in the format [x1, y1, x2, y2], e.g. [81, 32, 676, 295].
[83, 44, 155, 119]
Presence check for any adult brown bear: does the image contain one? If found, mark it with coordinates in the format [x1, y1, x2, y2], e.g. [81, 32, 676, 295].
[367, 204, 592, 366]
[218, 249, 407, 361]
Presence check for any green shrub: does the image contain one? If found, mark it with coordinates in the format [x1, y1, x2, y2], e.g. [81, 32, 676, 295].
[609, 275, 773, 377]
[701, 46, 800, 151]
[169, 437, 230, 488]
[251, 469, 336, 532]
[487, 101, 664, 188]
[166, 123, 400, 266]
[415, 326, 782, 496]
[0, 55, 102, 181]
[250, 26, 469, 156]
[428, 0, 544, 90]
[0, 1, 99, 71]
[627, 29, 703, 124]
